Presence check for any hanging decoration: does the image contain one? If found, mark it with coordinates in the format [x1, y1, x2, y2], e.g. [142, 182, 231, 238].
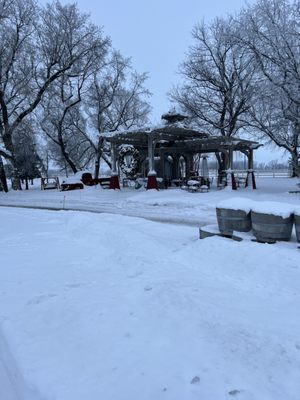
[118, 145, 140, 177]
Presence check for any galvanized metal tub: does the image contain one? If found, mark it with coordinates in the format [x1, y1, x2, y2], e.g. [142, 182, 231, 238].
[294, 214, 300, 243]
[251, 211, 294, 242]
[216, 208, 252, 235]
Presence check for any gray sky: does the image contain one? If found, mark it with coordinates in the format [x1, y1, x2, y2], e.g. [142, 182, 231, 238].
[56, 0, 287, 163]
[62, 0, 250, 121]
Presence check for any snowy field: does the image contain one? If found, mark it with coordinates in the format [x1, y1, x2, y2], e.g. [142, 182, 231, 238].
[0, 177, 300, 399]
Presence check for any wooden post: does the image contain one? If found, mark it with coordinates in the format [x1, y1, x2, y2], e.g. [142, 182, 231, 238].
[246, 149, 256, 189]
[229, 148, 233, 170]
[110, 141, 120, 189]
[231, 172, 237, 190]
[228, 148, 236, 190]
[248, 149, 253, 170]
[186, 154, 194, 178]
[147, 134, 158, 190]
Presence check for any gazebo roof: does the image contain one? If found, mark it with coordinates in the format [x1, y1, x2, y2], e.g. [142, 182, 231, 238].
[104, 121, 209, 144]
[104, 122, 261, 153]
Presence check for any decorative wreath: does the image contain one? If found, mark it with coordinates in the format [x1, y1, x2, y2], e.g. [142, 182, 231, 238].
[118, 145, 140, 177]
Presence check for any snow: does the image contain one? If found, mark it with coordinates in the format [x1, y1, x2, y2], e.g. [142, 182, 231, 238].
[1, 177, 300, 226]
[61, 176, 83, 184]
[101, 121, 193, 138]
[199, 223, 220, 233]
[217, 198, 255, 213]
[0, 207, 300, 400]
[217, 197, 299, 217]
[0, 177, 300, 399]
[251, 201, 295, 218]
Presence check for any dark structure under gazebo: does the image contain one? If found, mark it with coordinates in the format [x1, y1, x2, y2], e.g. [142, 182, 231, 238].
[104, 111, 261, 190]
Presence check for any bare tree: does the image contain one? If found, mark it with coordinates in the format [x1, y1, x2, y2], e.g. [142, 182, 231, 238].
[170, 17, 256, 172]
[238, 0, 300, 176]
[40, 67, 98, 174]
[41, 102, 93, 174]
[171, 18, 255, 136]
[0, 0, 108, 188]
[82, 51, 151, 179]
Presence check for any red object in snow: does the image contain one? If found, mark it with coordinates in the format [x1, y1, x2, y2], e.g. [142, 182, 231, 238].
[146, 174, 158, 190]
[245, 171, 256, 189]
[81, 173, 95, 186]
[110, 174, 120, 189]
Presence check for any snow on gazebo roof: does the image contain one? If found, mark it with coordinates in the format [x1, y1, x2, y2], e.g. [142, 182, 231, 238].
[103, 110, 261, 152]
[103, 121, 209, 141]
[161, 107, 189, 124]
[103, 123, 261, 151]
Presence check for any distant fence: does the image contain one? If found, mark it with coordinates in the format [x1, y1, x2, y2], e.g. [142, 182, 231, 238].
[208, 169, 291, 179]
[255, 170, 290, 178]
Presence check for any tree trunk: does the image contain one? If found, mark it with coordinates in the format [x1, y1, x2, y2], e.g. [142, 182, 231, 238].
[290, 150, 300, 177]
[0, 156, 8, 192]
[1, 131, 21, 190]
[94, 137, 105, 180]
[216, 151, 228, 184]
[12, 168, 21, 190]
[94, 152, 101, 181]
[58, 136, 77, 174]
[61, 148, 78, 174]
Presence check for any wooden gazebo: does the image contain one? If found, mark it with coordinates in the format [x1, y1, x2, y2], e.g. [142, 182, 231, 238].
[104, 111, 261, 190]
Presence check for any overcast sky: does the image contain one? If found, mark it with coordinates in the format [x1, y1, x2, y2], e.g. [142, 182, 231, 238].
[54, 0, 287, 163]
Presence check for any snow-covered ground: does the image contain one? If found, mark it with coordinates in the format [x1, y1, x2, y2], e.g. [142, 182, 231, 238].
[0, 178, 300, 399]
[1, 177, 300, 226]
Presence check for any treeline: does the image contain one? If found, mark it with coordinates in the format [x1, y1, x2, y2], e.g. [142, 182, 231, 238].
[171, 0, 300, 177]
[0, 0, 151, 191]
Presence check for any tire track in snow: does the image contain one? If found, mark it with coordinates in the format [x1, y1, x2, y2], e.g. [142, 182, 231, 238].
[0, 356, 18, 400]
[0, 322, 43, 400]
[0, 200, 214, 227]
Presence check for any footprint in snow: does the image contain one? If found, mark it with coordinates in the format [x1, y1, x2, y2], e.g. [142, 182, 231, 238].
[190, 376, 200, 384]
[228, 389, 241, 396]
[27, 293, 58, 305]
[65, 282, 85, 290]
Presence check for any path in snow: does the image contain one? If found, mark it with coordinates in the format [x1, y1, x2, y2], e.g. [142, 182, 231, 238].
[0, 357, 18, 400]
[0, 177, 299, 227]
[0, 323, 42, 400]
[0, 189, 216, 226]
[0, 201, 214, 227]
